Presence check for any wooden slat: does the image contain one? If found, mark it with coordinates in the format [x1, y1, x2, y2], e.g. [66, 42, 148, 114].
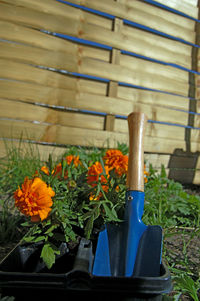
[191, 129, 200, 144]
[194, 111, 200, 127]
[0, 139, 67, 161]
[2, 0, 113, 30]
[4, 0, 195, 43]
[181, 0, 198, 6]
[0, 99, 105, 131]
[0, 40, 110, 69]
[0, 140, 190, 176]
[0, 40, 189, 89]
[0, 97, 187, 145]
[2, 139, 200, 184]
[191, 140, 200, 152]
[115, 118, 185, 140]
[152, 0, 198, 19]
[0, 19, 192, 71]
[118, 85, 189, 111]
[0, 4, 193, 69]
[0, 37, 109, 65]
[120, 0, 195, 31]
[0, 57, 189, 97]
[0, 79, 108, 108]
[0, 82, 133, 117]
[0, 139, 170, 169]
[0, 95, 188, 128]
[0, 76, 187, 116]
[70, 0, 196, 41]
[0, 20, 77, 53]
[0, 119, 186, 153]
[193, 170, 200, 184]
[144, 153, 170, 169]
[122, 24, 192, 66]
[5, 0, 197, 32]
[120, 53, 188, 83]
[79, 58, 189, 96]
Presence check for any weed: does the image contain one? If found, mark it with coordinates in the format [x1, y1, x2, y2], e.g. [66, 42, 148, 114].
[0, 140, 42, 194]
[0, 196, 24, 243]
[144, 165, 200, 229]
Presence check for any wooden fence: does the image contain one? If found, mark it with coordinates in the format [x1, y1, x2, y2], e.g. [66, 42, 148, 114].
[0, 0, 200, 184]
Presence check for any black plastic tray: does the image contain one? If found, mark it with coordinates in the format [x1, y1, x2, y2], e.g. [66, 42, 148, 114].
[0, 238, 172, 300]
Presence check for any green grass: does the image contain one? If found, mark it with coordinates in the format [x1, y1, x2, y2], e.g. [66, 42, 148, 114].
[0, 141, 42, 243]
[0, 142, 199, 300]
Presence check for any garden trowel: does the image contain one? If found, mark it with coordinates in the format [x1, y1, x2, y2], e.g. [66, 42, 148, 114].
[92, 112, 162, 277]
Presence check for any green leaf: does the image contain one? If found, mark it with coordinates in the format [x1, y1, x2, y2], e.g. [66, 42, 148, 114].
[40, 243, 56, 269]
[45, 224, 59, 235]
[21, 221, 31, 227]
[23, 236, 35, 243]
[84, 214, 94, 239]
[84, 205, 100, 239]
[34, 236, 46, 243]
[102, 202, 120, 222]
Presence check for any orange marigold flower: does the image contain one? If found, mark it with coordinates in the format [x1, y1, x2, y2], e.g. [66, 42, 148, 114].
[87, 161, 109, 192]
[41, 166, 50, 175]
[51, 156, 81, 179]
[65, 155, 81, 167]
[104, 149, 128, 177]
[53, 162, 64, 177]
[144, 164, 149, 183]
[14, 177, 55, 222]
[89, 193, 102, 201]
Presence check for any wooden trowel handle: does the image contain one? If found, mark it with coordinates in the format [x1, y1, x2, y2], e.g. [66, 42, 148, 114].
[127, 112, 148, 192]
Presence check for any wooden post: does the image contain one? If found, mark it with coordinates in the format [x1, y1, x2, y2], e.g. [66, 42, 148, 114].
[105, 15, 123, 132]
[186, 0, 200, 152]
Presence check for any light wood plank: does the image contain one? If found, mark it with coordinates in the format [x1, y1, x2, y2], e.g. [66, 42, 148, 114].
[0, 79, 190, 119]
[193, 170, 200, 185]
[115, 119, 185, 140]
[0, 97, 187, 143]
[0, 95, 188, 128]
[0, 119, 186, 153]
[0, 139, 67, 161]
[81, 0, 196, 41]
[0, 3, 193, 69]
[0, 18, 192, 70]
[0, 40, 188, 87]
[118, 85, 189, 111]
[122, 24, 192, 63]
[0, 20, 77, 53]
[80, 58, 189, 96]
[191, 129, 200, 143]
[144, 153, 170, 169]
[153, 0, 198, 19]
[0, 99, 105, 131]
[120, 53, 188, 83]
[2, 0, 113, 30]
[0, 58, 189, 96]
[120, 0, 195, 31]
